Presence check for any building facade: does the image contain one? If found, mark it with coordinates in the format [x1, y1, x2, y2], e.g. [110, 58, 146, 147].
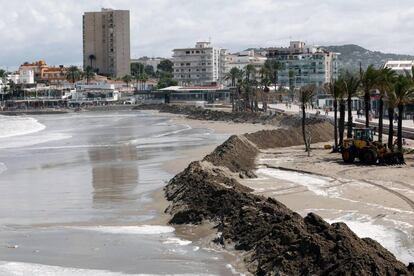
[225, 50, 267, 82]
[18, 60, 67, 84]
[384, 60, 414, 75]
[83, 8, 131, 78]
[266, 41, 338, 88]
[172, 42, 227, 86]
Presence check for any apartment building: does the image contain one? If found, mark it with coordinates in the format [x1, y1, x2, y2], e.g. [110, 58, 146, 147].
[83, 8, 131, 78]
[172, 42, 227, 86]
[19, 60, 67, 84]
[266, 41, 338, 88]
[225, 50, 267, 82]
[384, 60, 414, 75]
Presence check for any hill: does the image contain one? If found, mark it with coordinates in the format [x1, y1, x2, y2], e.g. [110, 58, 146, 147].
[246, 45, 414, 71]
[322, 44, 414, 70]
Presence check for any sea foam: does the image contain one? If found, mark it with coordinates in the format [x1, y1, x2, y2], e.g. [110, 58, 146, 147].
[0, 115, 45, 138]
[72, 225, 175, 235]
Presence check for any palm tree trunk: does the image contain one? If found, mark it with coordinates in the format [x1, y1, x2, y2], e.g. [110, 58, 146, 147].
[302, 103, 308, 152]
[388, 108, 394, 150]
[397, 104, 403, 152]
[333, 99, 338, 151]
[378, 96, 384, 143]
[339, 100, 345, 147]
[364, 91, 370, 127]
[347, 94, 353, 138]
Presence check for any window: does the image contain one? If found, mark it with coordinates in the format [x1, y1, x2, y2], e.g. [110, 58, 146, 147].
[186, 51, 190, 54]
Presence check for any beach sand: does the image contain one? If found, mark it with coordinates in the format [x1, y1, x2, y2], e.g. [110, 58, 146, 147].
[150, 111, 414, 265]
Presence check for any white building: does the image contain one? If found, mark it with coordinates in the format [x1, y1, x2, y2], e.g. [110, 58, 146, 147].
[384, 60, 414, 75]
[225, 50, 267, 72]
[5, 68, 35, 85]
[173, 42, 227, 86]
[18, 68, 35, 84]
[225, 50, 267, 83]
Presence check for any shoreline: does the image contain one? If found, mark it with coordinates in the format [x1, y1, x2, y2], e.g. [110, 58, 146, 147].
[140, 107, 413, 275]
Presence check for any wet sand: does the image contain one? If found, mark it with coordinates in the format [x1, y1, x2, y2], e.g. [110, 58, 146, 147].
[0, 111, 245, 275]
[240, 144, 414, 264]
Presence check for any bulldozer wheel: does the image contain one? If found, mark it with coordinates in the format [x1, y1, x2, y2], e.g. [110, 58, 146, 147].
[342, 149, 355, 163]
[362, 149, 377, 165]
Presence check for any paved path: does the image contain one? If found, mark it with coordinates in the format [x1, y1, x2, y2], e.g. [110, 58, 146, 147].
[268, 103, 414, 130]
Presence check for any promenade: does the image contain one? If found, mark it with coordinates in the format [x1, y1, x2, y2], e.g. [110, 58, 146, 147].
[268, 103, 414, 130]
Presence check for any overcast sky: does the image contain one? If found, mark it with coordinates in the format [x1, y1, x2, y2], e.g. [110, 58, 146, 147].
[1, 0, 413, 68]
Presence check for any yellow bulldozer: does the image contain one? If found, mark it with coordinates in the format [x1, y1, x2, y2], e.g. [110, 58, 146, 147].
[341, 128, 405, 165]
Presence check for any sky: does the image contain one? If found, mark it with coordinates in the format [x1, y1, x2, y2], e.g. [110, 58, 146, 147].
[0, 0, 414, 69]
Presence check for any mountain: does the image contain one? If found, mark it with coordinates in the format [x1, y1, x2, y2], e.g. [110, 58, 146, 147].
[245, 45, 414, 71]
[322, 44, 414, 70]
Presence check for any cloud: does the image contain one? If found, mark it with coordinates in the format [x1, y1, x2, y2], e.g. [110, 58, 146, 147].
[0, 0, 413, 68]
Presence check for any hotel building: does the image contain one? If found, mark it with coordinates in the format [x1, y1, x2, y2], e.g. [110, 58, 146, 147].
[172, 42, 227, 86]
[83, 8, 131, 78]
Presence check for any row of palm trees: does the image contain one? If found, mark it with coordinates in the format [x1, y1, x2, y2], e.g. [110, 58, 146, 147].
[123, 73, 149, 90]
[324, 66, 414, 153]
[224, 60, 286, 112]
[65, 66, 95, 84]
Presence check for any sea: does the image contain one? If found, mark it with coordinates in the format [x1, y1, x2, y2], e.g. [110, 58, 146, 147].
[0, 111, 239, 275]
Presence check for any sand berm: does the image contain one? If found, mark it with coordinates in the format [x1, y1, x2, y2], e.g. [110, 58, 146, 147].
[137, 105, 414, 275]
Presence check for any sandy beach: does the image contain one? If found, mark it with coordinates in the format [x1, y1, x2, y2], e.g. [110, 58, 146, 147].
[150, 110, 414, 266]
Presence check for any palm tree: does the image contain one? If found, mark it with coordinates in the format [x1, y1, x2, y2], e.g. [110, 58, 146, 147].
[393, 75, 414, 151]
[122, 75, 133, 88]
[360, 65, 379, 127]
[342, 72, 360, 138]
[324, 81, 339, 151]
[288, 70, 296, 101]
[88, 54, 96, 68]
[225, 67, 242, 87]
[84, 66, 95, 84]
[264, 60, 284, 92]
[386, 90, 397, 150]
[141, 73, 149, 91]
[299, 84, 317, 154]
[244, 65, 257, 111]
[260, 69, 271, 112]
[376, 67, 396, 143]
[66, 66, 82, 84]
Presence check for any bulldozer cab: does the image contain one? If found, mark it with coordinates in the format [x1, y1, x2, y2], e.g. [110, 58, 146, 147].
[353, 128, 374, 149]
[354, 128, 374, 141]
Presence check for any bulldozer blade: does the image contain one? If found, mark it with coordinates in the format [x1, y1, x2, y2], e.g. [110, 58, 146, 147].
[384, 152, 405, 165]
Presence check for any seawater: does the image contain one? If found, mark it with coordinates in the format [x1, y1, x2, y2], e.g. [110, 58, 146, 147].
[0, 111, 236, 275]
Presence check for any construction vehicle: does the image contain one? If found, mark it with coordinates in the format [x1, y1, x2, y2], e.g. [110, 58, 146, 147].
[341, 128, 405, 165]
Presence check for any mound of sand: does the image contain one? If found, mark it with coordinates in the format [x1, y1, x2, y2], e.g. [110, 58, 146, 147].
[164, 121, 413, 275]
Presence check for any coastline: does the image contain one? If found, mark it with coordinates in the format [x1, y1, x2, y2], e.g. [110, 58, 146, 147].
[138, 106, 413, 275]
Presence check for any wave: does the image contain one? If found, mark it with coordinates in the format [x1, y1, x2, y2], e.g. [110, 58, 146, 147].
[71, 225, 175, 235]
[0, 133, 72, 149]
[0, 261, 215, 276]
[0, 115, 45, 138]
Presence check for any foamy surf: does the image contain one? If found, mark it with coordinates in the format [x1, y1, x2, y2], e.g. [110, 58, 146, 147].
[163, 237, 192, 246]
[0, 115, 45, 138]
[256, 168, 337, 197]
[72, 225, 175, 235]
[0, 261, 216, 276]
[0, 262, 131, 276]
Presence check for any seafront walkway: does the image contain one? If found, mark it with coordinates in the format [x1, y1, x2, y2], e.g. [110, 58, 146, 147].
[268, 103, 414, 131]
